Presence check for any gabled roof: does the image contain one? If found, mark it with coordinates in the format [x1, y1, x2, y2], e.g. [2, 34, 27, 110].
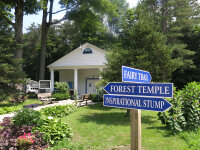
[47, 43, 107, 69]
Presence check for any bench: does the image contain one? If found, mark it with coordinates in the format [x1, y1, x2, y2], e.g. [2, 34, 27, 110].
[37, 93, 55, 104]
[82, 94, 91, 106]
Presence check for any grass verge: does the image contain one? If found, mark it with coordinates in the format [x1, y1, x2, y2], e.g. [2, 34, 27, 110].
[52, 104, 188, 150]
[0, 99, 42, 115]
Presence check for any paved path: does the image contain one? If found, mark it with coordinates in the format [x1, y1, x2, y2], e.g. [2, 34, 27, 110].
[0, 99, 95, 122]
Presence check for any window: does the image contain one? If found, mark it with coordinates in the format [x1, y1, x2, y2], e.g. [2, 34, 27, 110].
[83, 48, 93, 54]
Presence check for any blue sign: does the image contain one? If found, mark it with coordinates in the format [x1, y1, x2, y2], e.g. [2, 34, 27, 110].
[104, 94, 172, 112]
[122, 66, 152, 83]
[104, 82, 173, 98]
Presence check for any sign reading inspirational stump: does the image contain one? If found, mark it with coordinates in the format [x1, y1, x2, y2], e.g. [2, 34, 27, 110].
[103, 66, 173, 150]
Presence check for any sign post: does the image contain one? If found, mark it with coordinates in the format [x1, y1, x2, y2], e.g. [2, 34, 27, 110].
[103, 66, 173, 150]
[130, 109, 141, 150]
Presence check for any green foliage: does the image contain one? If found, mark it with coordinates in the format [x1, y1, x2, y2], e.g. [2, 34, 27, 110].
[0, 106, 21, 115]
[52, 82, 70, 100]
[142, 0, 200, 88]
[51, 139, 84, 150]
[12, 108, 43, 127]
[32, 117, 72, 146]
[27, 92, 38, 98]
[0, 99, 42, 115]
[180, 129, 200, 150]
[0, 20, 26, 101]
[40, 104, 77, 118]
[53, 82, 69, 94]
[103, 5, 179, 82]
[91, 94, 98, 102]
[52, 93, 70, 101]
[158, 82, 200, 134]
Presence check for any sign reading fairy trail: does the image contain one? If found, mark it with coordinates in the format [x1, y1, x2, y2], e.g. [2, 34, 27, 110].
[103, 66, 173, 150]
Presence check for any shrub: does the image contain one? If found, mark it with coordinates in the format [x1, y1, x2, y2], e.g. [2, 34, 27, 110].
[52, 93, 70, 100]
[0, 117, 48, 149]
[53, 82, 69, 94]
[158, 82, 200, 134]
[40, 104, 77, 118]
[91, 94, 98, 102]
[0, 106, 21, 115]
[27, 92, 38, 98]
[12, 108, 43, 127]
[32, 117, 72, 146]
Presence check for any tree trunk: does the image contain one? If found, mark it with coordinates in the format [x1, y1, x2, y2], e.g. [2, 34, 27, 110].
[39, 0, 54, 80]
[14, 0, 24, 59]
[39, 0, 49, 80]
[161, 0, 168, 33]
[125, 109, 130, 117]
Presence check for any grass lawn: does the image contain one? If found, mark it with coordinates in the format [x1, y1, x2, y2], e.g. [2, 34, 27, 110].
[0, 99, 42, 115]
[0, 99, 42, 107]
[52, 104, 188, 150]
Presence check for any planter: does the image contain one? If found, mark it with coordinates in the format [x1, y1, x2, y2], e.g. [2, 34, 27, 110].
[23, 103, 40, 108]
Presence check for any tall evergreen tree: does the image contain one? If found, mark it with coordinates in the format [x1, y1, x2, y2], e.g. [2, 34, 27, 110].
[0, 20, 25, 101]
[103, 4, 179, 82]
[142, 0, 200, 88]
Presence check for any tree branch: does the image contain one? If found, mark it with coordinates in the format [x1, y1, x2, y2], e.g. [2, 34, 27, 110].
[48, 0, 54, 24]
[0, 13, 15, 27]
[51, 8, 68, 14]
[51, 17, 67, 25]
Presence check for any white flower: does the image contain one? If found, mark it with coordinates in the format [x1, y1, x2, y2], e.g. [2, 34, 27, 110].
[47, 116, 54, 119]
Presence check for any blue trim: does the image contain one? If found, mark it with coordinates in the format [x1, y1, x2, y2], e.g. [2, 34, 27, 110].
[83, 48, 93, 54]
[85, 77, 99, 94]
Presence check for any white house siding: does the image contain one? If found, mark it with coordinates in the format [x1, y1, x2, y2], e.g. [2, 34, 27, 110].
[48, 43, 106, 68]
[59, 68, 100, 96]
[48, 43, 107, 95]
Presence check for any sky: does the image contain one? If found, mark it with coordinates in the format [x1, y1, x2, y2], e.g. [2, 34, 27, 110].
[23, 0, 139, 32]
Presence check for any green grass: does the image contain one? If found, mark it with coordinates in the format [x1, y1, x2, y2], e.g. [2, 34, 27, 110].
[52, 104, 188, 150]
[0, 99, 42, 115]
[179, 129, 200, 150]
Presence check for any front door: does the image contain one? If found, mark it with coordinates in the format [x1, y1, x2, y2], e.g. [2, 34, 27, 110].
[87, 79, 98, 94]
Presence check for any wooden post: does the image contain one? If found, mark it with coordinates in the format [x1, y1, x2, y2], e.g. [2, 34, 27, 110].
[130, 109, 141, 150]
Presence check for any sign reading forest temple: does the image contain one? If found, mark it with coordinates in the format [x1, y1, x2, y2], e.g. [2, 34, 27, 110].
[103, 66, 173, 111]
[104, 82, 173, 98]
[103, 66, 173, 150]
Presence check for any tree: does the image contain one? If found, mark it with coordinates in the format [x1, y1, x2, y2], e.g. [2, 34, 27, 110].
[23, 23, 41, 80]
[0, 0, 40, 59]
[0, 20, 25, 101]
[141, 0, 200, 88]
[103, 4, 179, 83]
[39, 0, 119, 79]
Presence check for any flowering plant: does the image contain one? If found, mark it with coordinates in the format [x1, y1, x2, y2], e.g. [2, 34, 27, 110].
[17, 133, 35, 148]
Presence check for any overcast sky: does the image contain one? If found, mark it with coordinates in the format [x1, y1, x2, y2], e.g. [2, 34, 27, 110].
[23, 0, 139, 32]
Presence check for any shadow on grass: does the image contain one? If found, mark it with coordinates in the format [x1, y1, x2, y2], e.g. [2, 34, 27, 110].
[85, 103, 117, 111]
[146, 126, 172, 137]
[77, 112, 130, 126]
[0, 103, 15, 107]
[142, 115, 157, 124]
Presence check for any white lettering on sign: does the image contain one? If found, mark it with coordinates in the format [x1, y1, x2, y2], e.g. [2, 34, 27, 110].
[138, 86, 169, 95]
[124, 70, 149, 82]
[110, 85, 170, 95]
[110, 85, 136, 93]
[124, 70, 137, 80]
[105, 97, 165, 109]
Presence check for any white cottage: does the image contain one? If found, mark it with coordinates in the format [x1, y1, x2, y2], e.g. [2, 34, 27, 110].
[47, 43, 107, 97]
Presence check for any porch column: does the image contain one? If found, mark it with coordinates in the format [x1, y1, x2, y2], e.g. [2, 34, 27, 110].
[98, 68, 103, 79]
[50, 69, 54, 92]
[74, 68, 78, 96]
